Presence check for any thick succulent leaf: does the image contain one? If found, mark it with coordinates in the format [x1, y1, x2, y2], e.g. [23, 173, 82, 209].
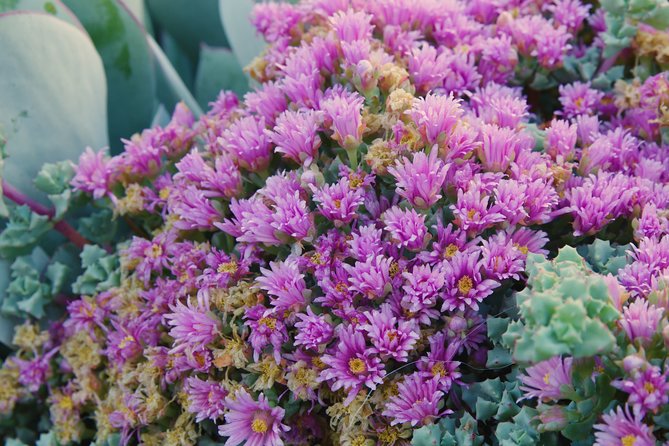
[149, 34, 204, 117]
[220, 0, 266, 70]
[147, 0, 227, 61]
[0, 0, 82, 28]
[0, 258, 19, 346]
[121, 0, 152, 34]
[62, 0, 155, 152]
[0, 11, 107, 198]
[195, 45, 249, 108]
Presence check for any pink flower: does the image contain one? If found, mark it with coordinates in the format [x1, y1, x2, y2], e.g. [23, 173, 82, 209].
[164, 294, 221, 351]
[389, 149, 448, 209]
[408, 93, 463, 145]
[319, 325, 386, 406]
[269, 110, 322, 165]
[383, 373, 449, 427]
[319, 88, 365, 151]
[382, 206, 428, 251]
[71, 147, 114, 199]
[519, 356, 573, 402]
[594, 405, 655, 446]
[185, 376, 227, 422]
[294, 306, 334, 350]
[219, 116, 272, 172]
[361, 303, 420, 362]
[219, 389, 289, 446]
[256, 258, 308, 313]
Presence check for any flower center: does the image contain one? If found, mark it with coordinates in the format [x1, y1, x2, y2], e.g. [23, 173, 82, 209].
[348, 358, 367, 374]
[258, 317, 277, 330]
[386, 330, 398, 341]
[217, 260, 238, 274]
[644, 382, 656, 394]
[444, 243, 459, 258]
[513, 243, 529, 255]
[457, 276, 473, 295]
[351, 435, 367, 446]
[574, 97, 584, 109]
[466, 209, 476, 220]
[251, 417, 268, 434]
[159, 187, 170, 200]
[146, 244, 163, 259]
[621, 435, 637, 446]
[334, 199, 342, 208]
[58, 396, 74, 411]
[543, 373, 551, 385]
[431, 362, 446, 377]
[118, 335, 135, 349]
[378, 427, 399, 444]
[389, 261, 400, 277]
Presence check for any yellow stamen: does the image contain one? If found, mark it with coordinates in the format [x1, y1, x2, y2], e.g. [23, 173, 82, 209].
[543, 373, 551, 385]
[386, 330, 398, 341]
[334, 199, 342, 208]
[146, 244, 163, 259]
[118, 335, 135, 349]
[444, 243, 459, 259]
[644, 382, 656, 394]
[58, 396, 74, 411]
[251, 418, 268, 434]
[217, 260, 238, 274]
[467, 209, 476, 220]
[348, 358, 367, 374]
[431, 362, 446, 377]
[622, 435, 637, 446]
[258, 317, 276, 330]
[457, 276, 473, 295]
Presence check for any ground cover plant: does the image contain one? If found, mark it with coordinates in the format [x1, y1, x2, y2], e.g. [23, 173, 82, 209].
[1, 0, 669, 445]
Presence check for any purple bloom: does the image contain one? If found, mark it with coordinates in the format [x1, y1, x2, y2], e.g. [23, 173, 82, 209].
[217, 197, 282, 245]
[401, 263, 445, 313]
[319, 88, 364, 151]
[519, 356, 573, 402]
[219, 389, 289, 446]
[344, 254, 393, 299]
[477, 124, 524, 172]
[256, 258, 308, 313]
[444, 309, 487, 355]
[164, 294, 221, 351]
[271, 191, 314, 241]
[244, 81, 288, 126]
[185, 376, 228, 422]
[451, 187, 505, 235]
[347, 224, 384, 261]
[361, 304, 420, 362]
[382, 206, 428, 251]
[71, 147, 114, 199]
[64, 297, 105, 337]
[245, 306, 289, 363]
[408, 93, 463, 145]
[558, 81, 604, 118]
[442, 251, 500, 312]
[620, 299, 664, 344]
[545, 0, 591, 32]
[389, 149, 448, 209]
[417, 332, 462, 392]
[294, 306, 334, 350]
[613, 364, 669, 414]
[480, 231, 526, 281]
[419, 221, 471, 264]
[219, 116, 272, 172]
[383, 373, 448, 427]
[319, 325, 385, 406]
[594, 405, 655, 446]
[268, 109, 322, 165]
[312, 177, 365, 224]
[170, 185, 221, 231]
[329, 9, 374, 42]
[14, 348, 57, 392]
[123, 231, 178, 286]
[545, 119, 577, 162]
[407, 44, 451, 93]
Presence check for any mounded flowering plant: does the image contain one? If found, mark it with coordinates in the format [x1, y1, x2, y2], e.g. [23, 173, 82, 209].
[2, 0, 669, 445]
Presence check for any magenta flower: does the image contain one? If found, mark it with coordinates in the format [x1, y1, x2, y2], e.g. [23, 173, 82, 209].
[245, 306, 288, 363]
[620, 299, 664, 345]
[545, 119, 577, 162]
[401, 263, 445, 313]
[319, 88, 364, 151]
[319, 325, 386, 406]
[382, 206, 428, 251]
[328, 9, 374, 42]
[407, 44, 450, 93]
[389, 149, 448, 209]
[185, 376, 228, 422]
[344, 254, 393, 299]
[269, 109, 322, 165]
[347, 224, 384, 261]
[256, 258, 307, 313]
[312, 177, 365, 224]
[170, 185, 221, 231]
[294, 306, 334, 351]
[480, 231, 526, 281]
[217, 197, 282, 245]
[441, 251, 500, 312]
[164, 294, 221, 351]
[594, 405, 655, 446]
[361, 304, 420, 362]
[218, 389, 289, 446]
[519, 356, 573, 402]
[271, 191, 314, 241]
[613, 364, 669, 414]
[383, 373, 448, 427]
[244, 81, 288, 126]
[71, 147, 114, 199]
[219, 116, 272, 172]
[450, 187, 505, 235]
[445, 309, 487, 355]
[477, 124, 524, 172]
[417, 332, 462, 392]
[13, 348, 57, 392]
[408, 93, 463, 145]
[558, 81, 604, 118]
[545, 0, 591, 32]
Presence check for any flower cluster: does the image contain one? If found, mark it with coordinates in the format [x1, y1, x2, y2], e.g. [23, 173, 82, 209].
[2, 0, 669, 445]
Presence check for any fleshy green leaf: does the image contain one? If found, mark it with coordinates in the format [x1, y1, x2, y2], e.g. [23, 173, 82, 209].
[219, 0, 266, 70]
[195, 45, 249, 108]
[0, 11, 107, 199]
[0, 205, 53, 258]
[72, 244, 120, 295]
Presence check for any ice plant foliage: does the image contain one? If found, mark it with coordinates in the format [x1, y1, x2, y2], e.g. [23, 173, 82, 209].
[2, 0, 669, 445]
